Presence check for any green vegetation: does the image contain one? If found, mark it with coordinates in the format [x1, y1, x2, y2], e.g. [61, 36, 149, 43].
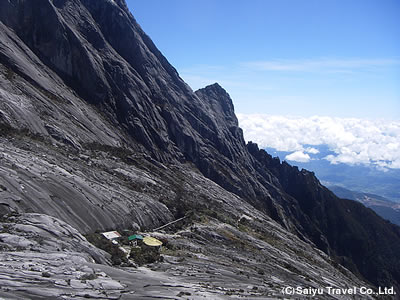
[83, 142, 136, 165]
[5, 67, 15, 81]
[79, 273, 98, 281]
[129, 245, 163, 266]
[84, 233, 127, 265]
[0, 123, 47, 143]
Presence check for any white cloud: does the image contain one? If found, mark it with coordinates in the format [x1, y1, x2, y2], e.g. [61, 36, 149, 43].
[242, 58, 400, 73]
[237, 114, 400, 169]
[305, 147, 319, 154]
[285, 151, 311, 163]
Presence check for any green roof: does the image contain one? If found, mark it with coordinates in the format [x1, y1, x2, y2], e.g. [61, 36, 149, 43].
[128, 234, 143, 241]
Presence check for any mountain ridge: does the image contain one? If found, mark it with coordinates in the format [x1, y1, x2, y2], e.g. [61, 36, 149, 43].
[0, 0, 399, 296]
[330, 185, 400, 226]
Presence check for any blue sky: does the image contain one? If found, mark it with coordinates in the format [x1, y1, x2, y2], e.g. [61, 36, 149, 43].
[126, 0, 400, 119]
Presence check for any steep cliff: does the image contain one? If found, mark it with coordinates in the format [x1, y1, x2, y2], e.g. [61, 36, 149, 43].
[248, 142, 400, 289]
[1, 0, 399, 294]
[0, 0, 297, 231]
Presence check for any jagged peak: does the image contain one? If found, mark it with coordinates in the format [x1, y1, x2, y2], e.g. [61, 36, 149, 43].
[196, 82, 230, 99]
[195, 83, 236, 119]
[2, 1, 400, 292]
[201, 82, 226, 92]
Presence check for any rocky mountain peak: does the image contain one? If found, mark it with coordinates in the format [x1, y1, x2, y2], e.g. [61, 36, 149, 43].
[195, 83, 237, 126]
[1, 0, 400, 294]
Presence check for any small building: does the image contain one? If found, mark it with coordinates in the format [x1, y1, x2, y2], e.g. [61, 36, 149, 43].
[128, 234, 143, 241]
[101, 231, 121, 240]
[143, 236, 163, 247]
[128, 234, 143, 246]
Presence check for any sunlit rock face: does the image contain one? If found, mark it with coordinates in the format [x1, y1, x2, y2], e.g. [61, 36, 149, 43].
[1, 0, 400, 296]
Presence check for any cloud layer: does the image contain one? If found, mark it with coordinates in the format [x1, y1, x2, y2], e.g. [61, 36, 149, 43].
[285, 151, 311, 163]
[242, 58, 400, 73]
[237, 114, 400, 169]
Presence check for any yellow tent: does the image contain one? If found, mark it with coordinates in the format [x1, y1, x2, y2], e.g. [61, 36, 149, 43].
[143, 236, 163, 247]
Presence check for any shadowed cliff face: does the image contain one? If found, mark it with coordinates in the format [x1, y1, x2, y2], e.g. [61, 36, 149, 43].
[1, 0, 400, 292]
[247, 142, 400, 290]
[0, 0, 295, 229]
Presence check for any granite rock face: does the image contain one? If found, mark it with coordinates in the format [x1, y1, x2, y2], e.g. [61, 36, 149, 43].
[0, 0, 294, 231]
[0, 213, 124, 299]
[0, 210, 372, 299]
[0, 0, 400, 295]
[247, 142, 400, 290]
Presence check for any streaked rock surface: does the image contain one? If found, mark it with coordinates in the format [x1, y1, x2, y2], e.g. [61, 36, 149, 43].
[0, 0, 399, 297]
[0, 213, 371, 299]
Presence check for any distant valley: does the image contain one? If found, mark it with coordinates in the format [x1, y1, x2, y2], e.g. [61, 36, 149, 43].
[265, 145, 400, 203]
[265, 145, 400, 225]
[1, 0, 400, 297]
[329, 185, 400, 226]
